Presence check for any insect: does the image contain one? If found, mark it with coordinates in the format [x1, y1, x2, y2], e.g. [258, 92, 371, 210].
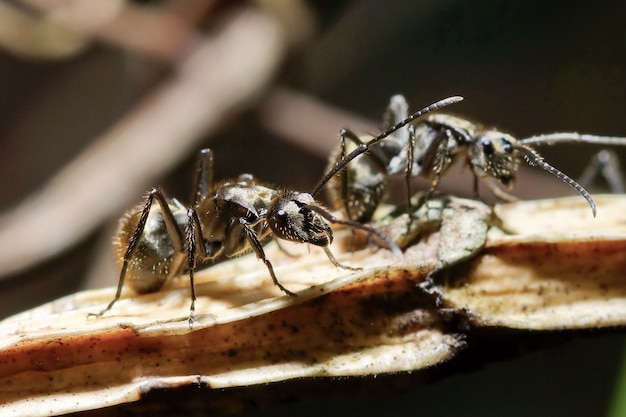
[91, 96, 460, 322]
[318, 94, 626, 222]
[578, 150, 624, 194]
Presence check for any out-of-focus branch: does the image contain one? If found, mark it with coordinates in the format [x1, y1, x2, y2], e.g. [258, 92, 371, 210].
[258, 87, 377, 158]
[0, 2, 88, 58]
[8, 0, 315, 61]
[0, 6, 289, 278]
[14, 0, 206, 61]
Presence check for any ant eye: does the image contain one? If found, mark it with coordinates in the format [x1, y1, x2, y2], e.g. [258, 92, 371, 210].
[276, 209, 287, 220]
[481, 138, 494, 155]
[501, 138, 513, 153]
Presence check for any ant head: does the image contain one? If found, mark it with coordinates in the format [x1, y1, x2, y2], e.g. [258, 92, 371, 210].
[268, 192, 333, 247]
[471, 131, 519, 189]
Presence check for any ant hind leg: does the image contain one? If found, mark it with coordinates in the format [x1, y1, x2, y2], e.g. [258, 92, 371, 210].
[89, 188, 185, 318]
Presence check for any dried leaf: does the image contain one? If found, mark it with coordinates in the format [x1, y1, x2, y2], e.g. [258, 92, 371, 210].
[1, 195, 625, 416]
[432, 195, 626, 329]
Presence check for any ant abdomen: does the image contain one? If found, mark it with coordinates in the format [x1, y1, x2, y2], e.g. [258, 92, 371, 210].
[114, 195, 188, 294]
[196, 179, 277, 258]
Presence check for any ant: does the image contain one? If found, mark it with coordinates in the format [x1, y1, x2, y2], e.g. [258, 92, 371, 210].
[317, 94, 626, 222]
[92, 94, 460, 324]
[578, 150, 624, 194]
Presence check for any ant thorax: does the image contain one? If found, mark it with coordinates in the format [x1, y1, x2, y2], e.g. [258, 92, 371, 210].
[402, 114, 476, 179]
[196, 176, 279, 259]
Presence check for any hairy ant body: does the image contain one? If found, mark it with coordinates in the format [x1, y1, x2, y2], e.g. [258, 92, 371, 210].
[92, 151, 374, 321]
[320, 94, 626, 221]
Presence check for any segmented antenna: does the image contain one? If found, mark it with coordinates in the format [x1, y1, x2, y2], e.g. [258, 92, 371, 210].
[513, 145, 597, 217]
[311, 96, 464, 197]
[303, 204, 402, 257]
[520, 133, 626, 147]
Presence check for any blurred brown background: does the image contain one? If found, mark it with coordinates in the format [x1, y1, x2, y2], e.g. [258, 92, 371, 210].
[0, 1, 624, 416]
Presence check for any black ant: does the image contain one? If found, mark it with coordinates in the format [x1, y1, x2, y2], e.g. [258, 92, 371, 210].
[91, 95, 460, 324]
[92, 151, 379, 322]
[318, 94, 626, 222]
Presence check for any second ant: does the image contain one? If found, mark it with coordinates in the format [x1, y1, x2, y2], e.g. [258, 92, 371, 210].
[319, 94, 626, 222]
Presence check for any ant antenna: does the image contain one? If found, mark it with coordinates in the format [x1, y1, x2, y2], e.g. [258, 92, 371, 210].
[303, 204, 402, 257]
[311, 96, 464, 198]
[516, 132, 626, 217]
[513, 144, 597, 217]
[520, 133, 626, 147]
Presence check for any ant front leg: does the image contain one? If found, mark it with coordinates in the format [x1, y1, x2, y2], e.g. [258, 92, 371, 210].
[578, 150, 625, 194]
[338, 128, 366, 221]
[303, 202, 402, 257]
[337, 128, 388, 223]
[338, 129, 356, 220]
[241, 220, 297, 297]
[404, 127, 417, 222]
[89, 188, 185, 318]
[322, 247, 362, 272]
[185, 208, 205, 326]
[414, 128, 453, 210]
[274, 239, 299, 258]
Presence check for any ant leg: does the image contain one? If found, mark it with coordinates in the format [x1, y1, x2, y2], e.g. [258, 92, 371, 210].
[578, 150, 625, 194]
[384, 95, 410, 141]
[386, 94, 414, 217]
[185, 208, 207, 326]
[484, 181, 519, 202]
[337, 128, 388, 222]
[514, 144, 597, 216]
[338, 129, 354, 220]
[404, 128, 416, 218]
[303, 204, 402, 257]
[322, 247, 361, 271]
[191, 148, 214, 206]
[471, 172, 518, 207]
[415, 129, 452, 209]
[274, 239, 299, 258]
[241, 220, 297, 296]
[471, 171, 482, 201]
[338, 129, 370, 221]
[89, 188, 185, 318]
